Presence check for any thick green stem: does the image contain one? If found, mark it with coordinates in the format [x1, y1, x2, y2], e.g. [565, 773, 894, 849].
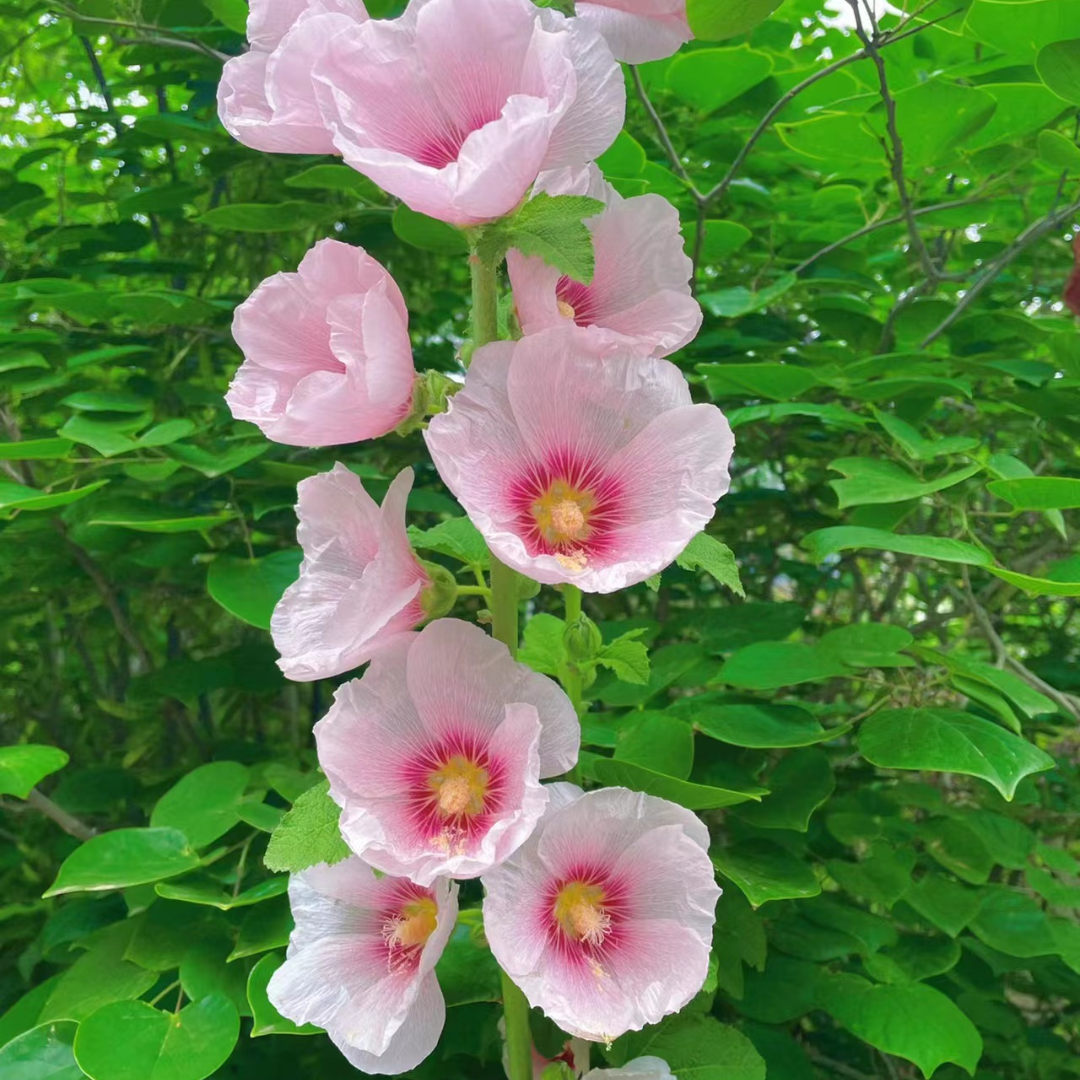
[500, 968, 534, 1080]
[471, 246, 532, 1080]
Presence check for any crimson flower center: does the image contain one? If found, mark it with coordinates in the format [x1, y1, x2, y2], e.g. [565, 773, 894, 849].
[427, 754, 489, 819]
[532, 480, 595, 548]
[383, 896, 438, 962]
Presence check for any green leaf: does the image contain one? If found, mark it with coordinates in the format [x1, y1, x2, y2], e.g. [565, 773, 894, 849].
[735, 749, 834, 832]
[719, 642, 848, 690]
[408, 517, 489, 566]
[595, 632, 651, 684]
[155, 876, 287, 910]
[45, 828, 200, 897]
[264, 780, 350, 874]
[284, 164, 382, 197]
[815, 974, 982, 1078]
[827, 842, 915, 909]
[829, 458, 982, 508]
[196, 202, 333, 232]
[202, 0, 251, 34]
[969, 887, 1058, 958]
[818, 623, 914, 669]
[0, 480, 109, 513]
[392, 205, 469, 254]
[40, 922, 156, 1024]
[246, 954, 320, 1036]
[712, 841, 821, 906]
[518, 613, 568, 677]
[206, 550, 303, 630]
[1037, 38, 1080, 102]
[74, 995, 239, 1080]
[591, 758, 766, 810]
[88, 509, 237, 534]
[988, 476, 1080, 510]
[229, 895, 293, 961]
[699, 273, 796, 318]
[873, 410, 980, 461]
[863, 935, 962, 985]
[0, 438, 73, 461]
[698, 220, 753, 261]
[857, 708, 1055, 800]
[904, 875, 982, 937]
[678, 699, 843, 748]
[666, 47, 774, 113]
[922, 818, 993, 885]
[984, 564, 1080, 597]
[436, 922, 503, 1007]
[57, 415, 139, 458]
[62, 390, 150, 413]
[699, 362, 819, 401]
[615, 713, 694, 780]
[675, 532, 744, 596]
[0, 1020, 82, 1080]
[614, 1012, 766, 1079]
[501, 193, 605, 283]
[802, 526, 993, 567]
[0, 745, 69, 798]
[1038, 128, 1080, 169]
[150, 762, 250, 848]
[686, 0, 784, 40]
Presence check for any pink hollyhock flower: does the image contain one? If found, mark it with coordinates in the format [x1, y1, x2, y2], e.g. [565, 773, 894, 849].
[267, 857, 457, 1075]
[271, 464, 434, 681]
[576, 1, 692, 64]
[483, 785, 720, 1043]
[311, 0, 625, 225]
[316, 619, 580, 886]
[585, 1061, 677, 1080]
[217, 0, 365, 153]
[508, 165, 701, 358]
[226, 238, 415, 447]
[423, 329, 734, 593]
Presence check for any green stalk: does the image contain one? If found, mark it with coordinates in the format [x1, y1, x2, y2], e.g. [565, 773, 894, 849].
[470, 247, 533, 1080]
[562, 585, 585, 785]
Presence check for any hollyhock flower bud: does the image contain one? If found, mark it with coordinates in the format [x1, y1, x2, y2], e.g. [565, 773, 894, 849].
[217, 0, 366, 153]
[576, 0, 692, 64]
[508, 165, 702, 358]
[271, 464, 433, 681]
[316, 619, 580, 886]
[226, 239, 415, 447]
[424, 329, 734, 593]
[310, 0, 625, 226]
[267, 857, 457, 1075]
[482, 785, 720, 1043]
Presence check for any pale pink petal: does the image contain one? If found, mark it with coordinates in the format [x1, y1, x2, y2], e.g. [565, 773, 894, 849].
[584, 1059, 677, 1080]
[508, 185, 701, 358]
[311, 0, 623, 225]
[539, 9, 626, 169]
[331, 973, 445, 1076]
[268, 860, 457, 1062]
[317, 620, 579, 885]
[271, 467, 429, 681]
[483, 787, 718, 1043]
[226, 238, 415, 447]
[425, 330, 732, 592]
[576, 1, 692, 64]
[405, 619, 580, 776]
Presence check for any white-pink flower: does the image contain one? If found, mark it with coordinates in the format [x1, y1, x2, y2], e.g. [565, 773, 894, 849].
[508, 166, 701, 358]
[311, 0, 625, 225]
[267, 857, 457, 1075]
[576, 0, 692, 64]
[316, 619, 580, 886]
[423, 329, 734, 593]
[586, 1061, 677, 1080]
[227, 239, 415, 448]
[217, 0, 365, 153]
[272, 464, 432, 681]
[483, 785, 719, 1043]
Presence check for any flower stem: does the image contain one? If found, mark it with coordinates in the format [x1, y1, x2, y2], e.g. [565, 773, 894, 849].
[471, 244, 532, 1080]
[562, 585, 585, 785]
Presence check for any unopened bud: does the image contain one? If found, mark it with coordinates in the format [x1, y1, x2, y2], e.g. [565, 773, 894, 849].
[563, 614, 602, 665]
[395, 371, 459, 436]
[418, 561, 457, 621]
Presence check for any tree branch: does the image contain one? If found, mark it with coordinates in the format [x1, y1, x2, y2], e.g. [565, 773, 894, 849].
[25, 789, 96, 841]
[921, 195, 1080, 346]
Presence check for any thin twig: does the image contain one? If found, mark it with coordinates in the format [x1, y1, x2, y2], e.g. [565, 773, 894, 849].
[847, 0, 940, 284]
[921, 196, 1080, 346]
[53, 521, 155, 672]
[629, 65, 697, 192]
[25, 788, 96, 841]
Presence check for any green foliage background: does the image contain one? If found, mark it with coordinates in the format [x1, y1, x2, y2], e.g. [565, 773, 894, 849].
[3, 0, 1080, 1078]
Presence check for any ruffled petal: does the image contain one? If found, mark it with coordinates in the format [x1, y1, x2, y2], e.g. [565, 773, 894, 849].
[576, 1, 692, 64]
